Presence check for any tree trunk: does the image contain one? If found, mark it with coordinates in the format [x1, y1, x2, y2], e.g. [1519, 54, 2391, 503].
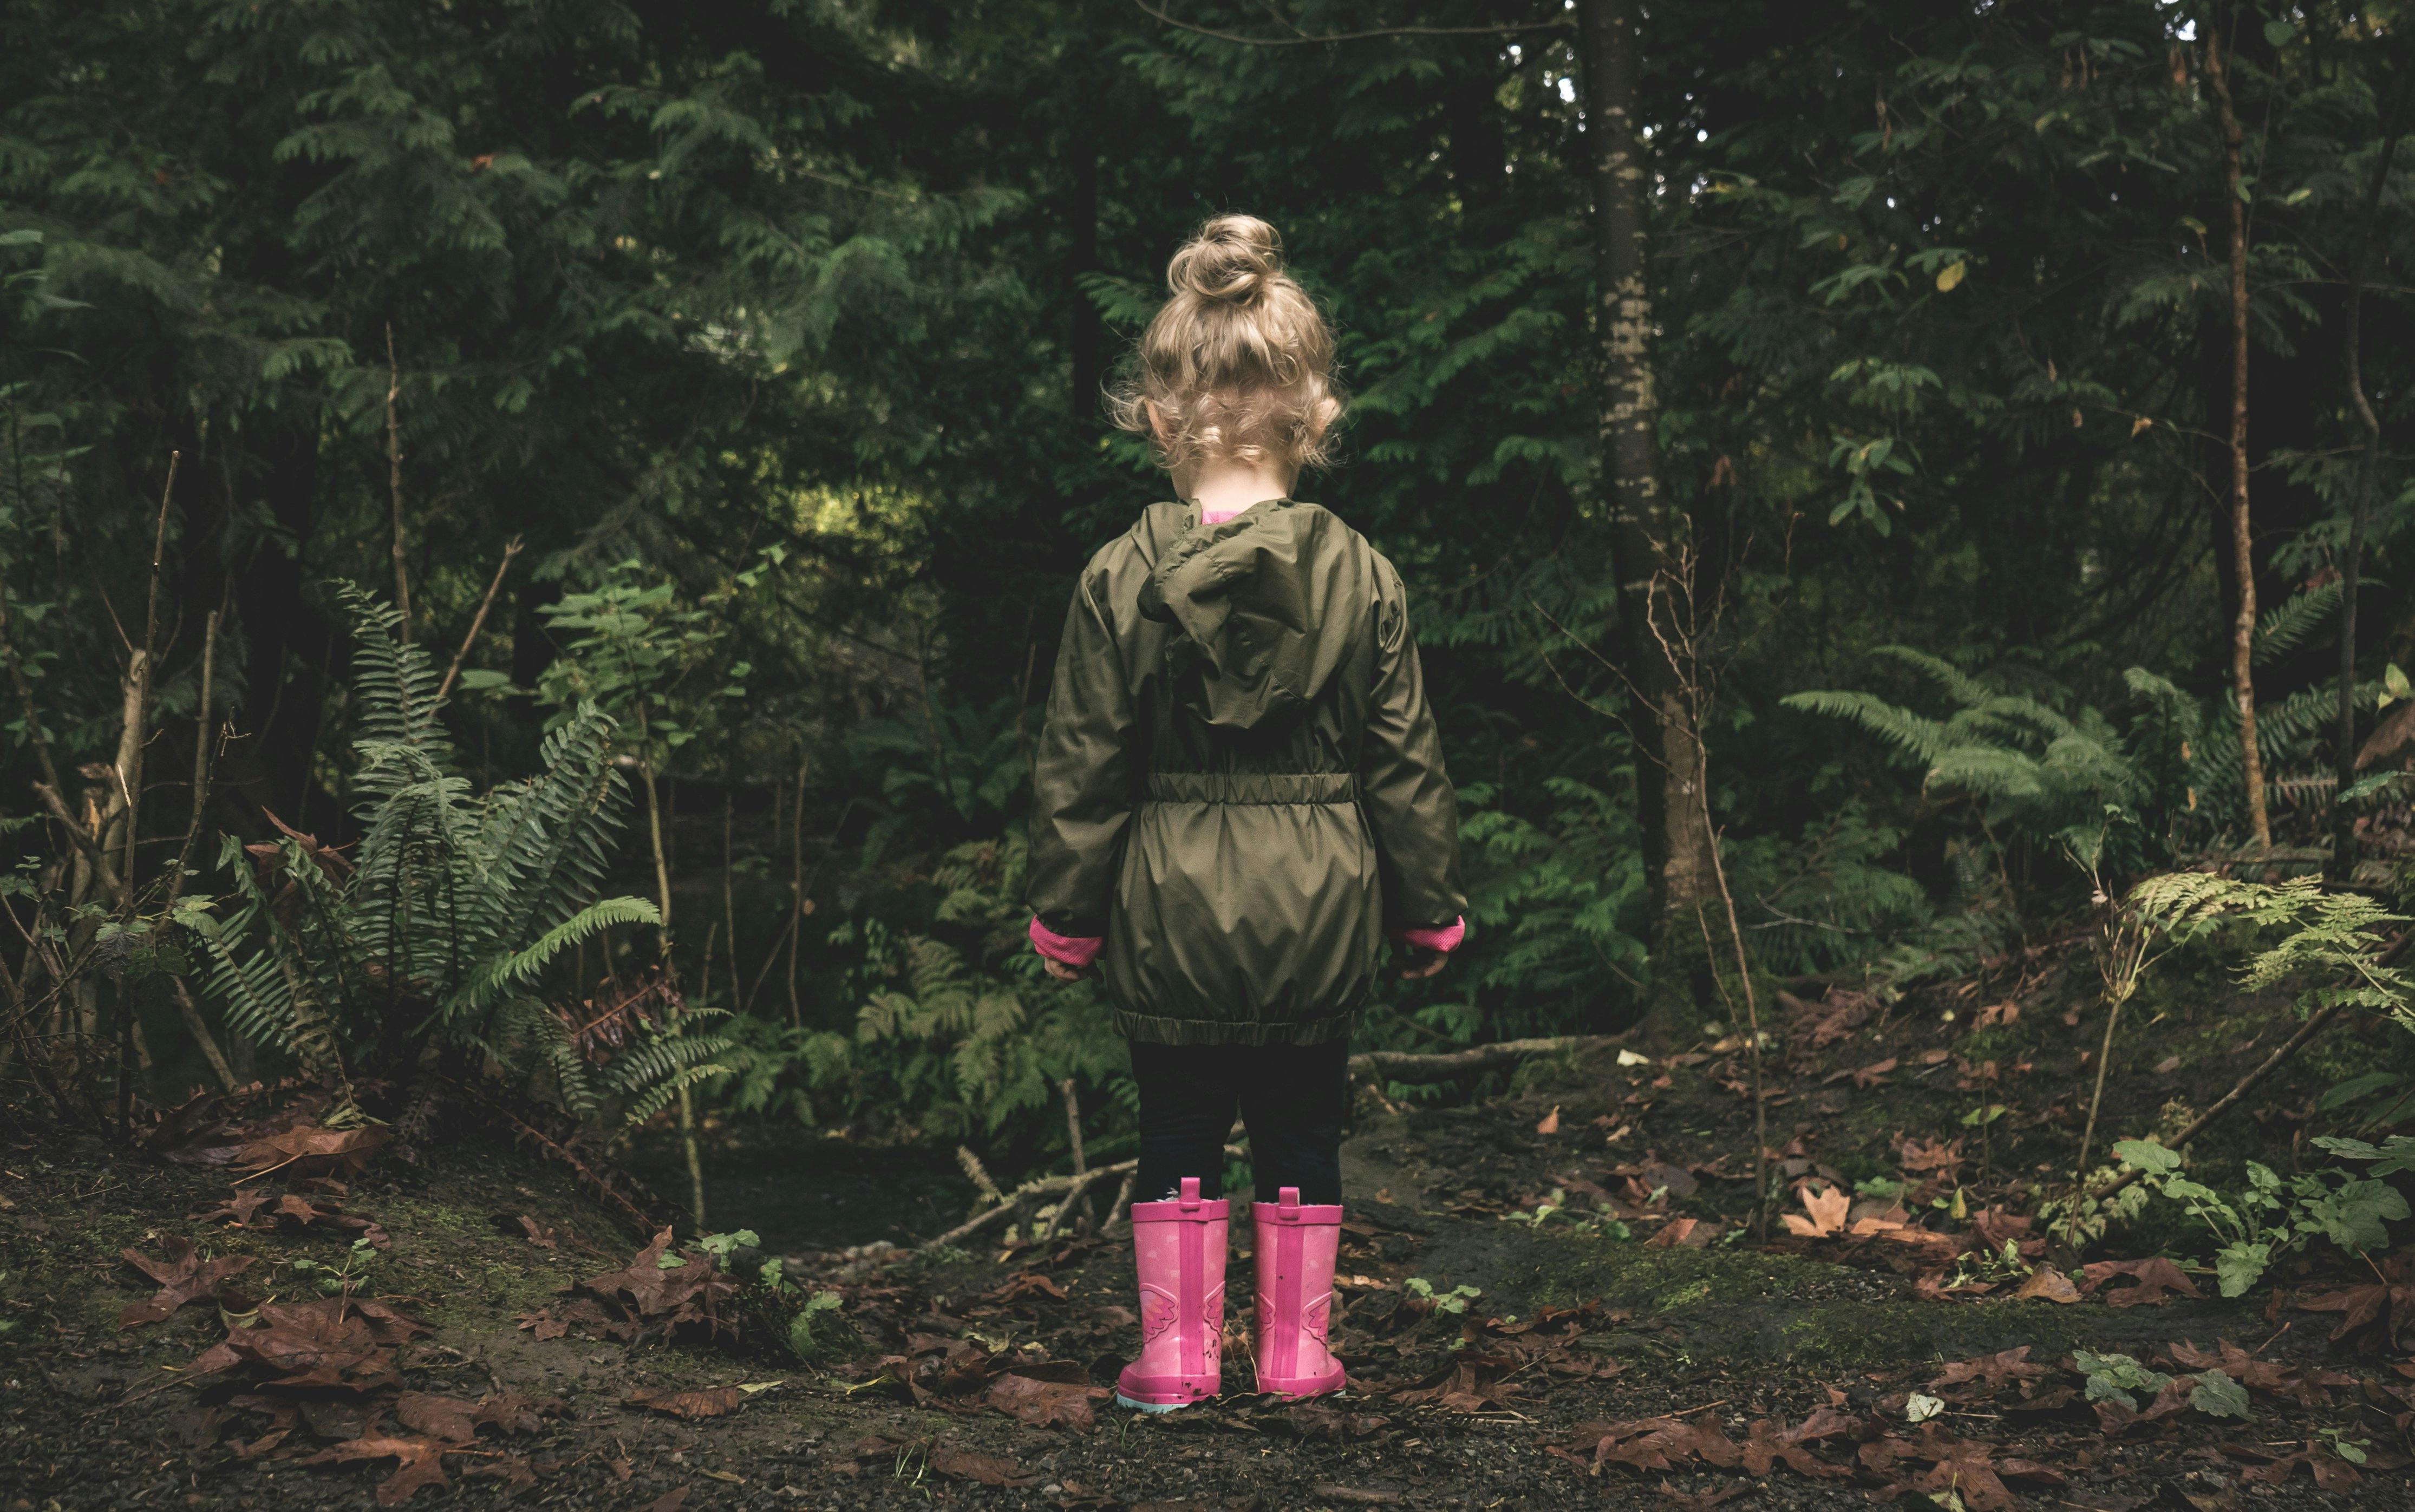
[2207, 24, 2270, 849]
[2331, 97, 2406, 877]
[1575, 0, 1724, 1000]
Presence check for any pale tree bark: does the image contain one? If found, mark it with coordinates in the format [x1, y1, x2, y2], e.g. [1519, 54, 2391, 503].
[2205, 24, 2270, 849]
[1576, 0, 1722, 977]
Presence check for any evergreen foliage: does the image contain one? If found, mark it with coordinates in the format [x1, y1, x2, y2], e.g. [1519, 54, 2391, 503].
[0, 0, 2410, 1158]
[185, 585, 730, 1128]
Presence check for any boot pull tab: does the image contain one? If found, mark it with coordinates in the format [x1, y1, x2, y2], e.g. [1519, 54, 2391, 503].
[1277, 1186, 1302, 1223]
[1179, 1176, 1203, 1212]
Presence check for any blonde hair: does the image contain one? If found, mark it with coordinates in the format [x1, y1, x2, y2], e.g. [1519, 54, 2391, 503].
[1109, 214, 1343, 477]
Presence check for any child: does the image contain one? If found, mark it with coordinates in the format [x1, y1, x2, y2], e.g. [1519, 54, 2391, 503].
[1027, 214, 1465, 1411]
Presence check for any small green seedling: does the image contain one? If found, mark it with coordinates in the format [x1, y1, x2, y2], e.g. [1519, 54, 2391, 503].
[788, 1290, 844, 1360]
[1404, 1277, 1481, 1315]
[2074, 1350, 2169, 1410]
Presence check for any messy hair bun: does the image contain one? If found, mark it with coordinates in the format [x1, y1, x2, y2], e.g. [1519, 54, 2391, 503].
[1165, 214, 1283, 304]
[1109, 214, 1344, 477]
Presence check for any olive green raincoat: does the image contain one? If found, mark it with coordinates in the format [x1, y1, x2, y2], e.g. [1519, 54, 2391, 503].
[1027, 499, 1464, 1046]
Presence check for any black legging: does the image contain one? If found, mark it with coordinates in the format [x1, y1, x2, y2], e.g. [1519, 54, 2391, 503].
[1130, 1039, 1348, 1206]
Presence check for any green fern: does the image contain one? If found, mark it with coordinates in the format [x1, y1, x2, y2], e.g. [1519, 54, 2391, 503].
[2129, 872, 2415, 1029]
[1784, 647, 2156, 873]
[844, 835, 1126, 1137]
[183, 582, 723, 1134]
[2250, 580, 2341, 663]
[1787, 613, 2383, 869]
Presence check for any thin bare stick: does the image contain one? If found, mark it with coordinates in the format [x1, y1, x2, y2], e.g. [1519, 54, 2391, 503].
[119, 450, 180, 898]
[31, 783, 122, 900]
[1349, 1035, 1623, 1082]
[434, 538, 523, 702]
[384, 324, 412, 640]
[2068, 992, 2126, 1241]
[2330, 86, 2408, 876]
[927, 1157, 1143, 1250]
[1061, 1077, 1088, 1177]
[167, 609, 219, 907]
[784, 744, 808, 1024]
[721, 728, 740, 1014]
[2093, 1000, 2347, 1205]
[1061, 1076, 1094, 1228]
[1701, 840, 1770, 1237]
[169, 977, 237, 1095]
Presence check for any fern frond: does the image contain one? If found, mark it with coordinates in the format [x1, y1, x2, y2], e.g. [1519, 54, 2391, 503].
[448, 895, 660, 1019]
[1780, 690, 1954, 767]
[1871, 645, 2000, 709]
[2252, 581, 2341, 664]
[617, 1061, 734, 1130]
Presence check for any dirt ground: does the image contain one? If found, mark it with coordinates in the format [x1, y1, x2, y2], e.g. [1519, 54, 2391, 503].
[5, 948, 2414, 1509]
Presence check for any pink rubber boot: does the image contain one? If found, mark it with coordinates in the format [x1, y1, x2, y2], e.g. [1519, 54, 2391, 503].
[1115, 1177, 1228, 1411]
[1252, 1187, 1348, 1399]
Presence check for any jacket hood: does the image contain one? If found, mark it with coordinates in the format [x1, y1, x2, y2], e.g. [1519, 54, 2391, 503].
[1134, 500, 1372, 730]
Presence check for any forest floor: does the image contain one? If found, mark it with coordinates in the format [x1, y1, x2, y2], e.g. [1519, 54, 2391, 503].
[6, 944, 2415, 1510]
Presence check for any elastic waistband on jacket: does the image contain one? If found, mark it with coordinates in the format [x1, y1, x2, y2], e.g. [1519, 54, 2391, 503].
[1143, 771, 1360, 806]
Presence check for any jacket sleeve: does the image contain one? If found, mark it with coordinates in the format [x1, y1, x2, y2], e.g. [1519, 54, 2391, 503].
[1360, 568, 1466, 932]
[1026, 568, 1137, 939]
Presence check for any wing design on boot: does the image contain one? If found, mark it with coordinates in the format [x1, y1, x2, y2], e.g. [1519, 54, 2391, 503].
[1138, 1283, 1180, 1346]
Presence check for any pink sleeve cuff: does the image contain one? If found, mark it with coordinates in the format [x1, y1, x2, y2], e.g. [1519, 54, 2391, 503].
[1390, 917, 1465, 953]
[1029, 916, 1104, 968]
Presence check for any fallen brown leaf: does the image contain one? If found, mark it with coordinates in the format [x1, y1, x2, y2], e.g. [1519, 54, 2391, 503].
[625, 1386, 743, 1419]
[234, 1121, 391, 1179]
[928, 1443, 1042, 1488]
[1930, 1346, 2047, 1395]
[302, 1434, 450, 1505]
[2013, 1265, 2082, 1304]
[2082, 1256, 2201, 1307]
[119, 1236, 256, 1328]
[394, 1392, 479, 1444]
[1781, 1184, 1849, 1239]
[985, 1371, 1109, 1432]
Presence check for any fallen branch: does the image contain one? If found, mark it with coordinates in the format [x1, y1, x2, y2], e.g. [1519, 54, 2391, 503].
[921, 1141, 1250, 1251]
[924, 1158, 1139, 1251]
[2092, 1000, 2348, 1204]
[1349, 1035, 1622, 1083]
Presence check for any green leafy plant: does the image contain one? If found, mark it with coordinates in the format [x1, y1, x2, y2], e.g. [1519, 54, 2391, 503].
[184, 584, 729, 1131]
[1404, 1277, 1483, 1315]
[1503, 1188, 1633, 1240]
[2127, 872, 2415, 1033]
[844, 835, 1125, 1137]
[788, 1290, 846, 1360]
[1786, 590, 2365, 874]
[2071, 1349, 2247, 1419]
[2111, 1138, 2409, 1296]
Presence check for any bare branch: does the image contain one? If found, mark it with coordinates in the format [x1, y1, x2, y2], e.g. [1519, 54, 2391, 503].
[386, 324, 412, 640]
[434, 538, 525, 703]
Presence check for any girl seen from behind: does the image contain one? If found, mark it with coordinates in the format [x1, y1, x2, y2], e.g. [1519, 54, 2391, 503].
[1027, 213, 1465, 1412]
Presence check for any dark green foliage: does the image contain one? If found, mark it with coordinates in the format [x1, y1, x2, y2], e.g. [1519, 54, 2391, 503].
[187, 585, 730, 1128]
[1, 0, 2410, 1163]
